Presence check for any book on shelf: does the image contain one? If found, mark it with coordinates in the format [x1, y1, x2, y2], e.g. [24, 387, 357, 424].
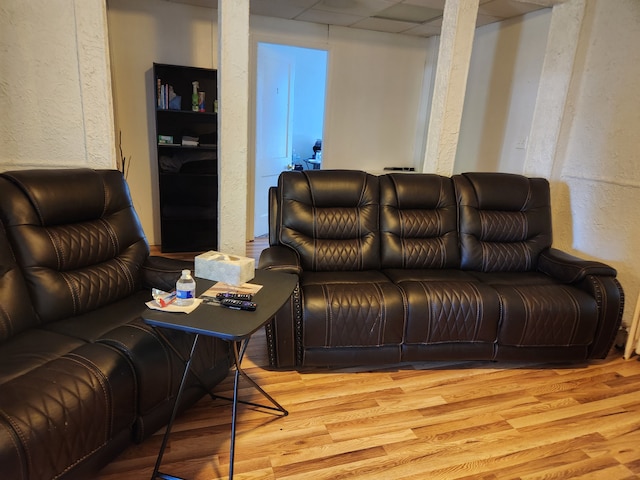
[181, 135, 199, 147]
[156, 78, 181, 110]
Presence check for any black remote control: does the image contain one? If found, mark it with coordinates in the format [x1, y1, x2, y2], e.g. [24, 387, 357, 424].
[216, 292, 253, 301]
[220, 298, 257, 311]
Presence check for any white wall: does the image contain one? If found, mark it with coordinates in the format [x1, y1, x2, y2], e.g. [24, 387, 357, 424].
[455, 9, 551, 173]
[107, 3, 434, 245]
[0, 0, 115, 170]
[550, 0, 640, 327]
[107, 0, 217, 244]
[323, 27, 431, 172]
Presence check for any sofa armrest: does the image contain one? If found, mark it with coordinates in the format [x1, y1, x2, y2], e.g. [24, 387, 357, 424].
[141, 256, 194, 292]
[258, 245, 302, 276]
[257, 246, 302, 368]
[538, 248, 617, 284]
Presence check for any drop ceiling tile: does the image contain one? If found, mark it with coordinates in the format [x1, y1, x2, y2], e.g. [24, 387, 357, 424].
[250, 0, 318, 19]
[351, 16, 421, 33]
[166, 0, 217, 7]
[478, 0, 548, 18]
[476, 13, 504, 26]
[402, 20, 442, 37]
[375, 3, 442, 22]
[402, 0, 445, 9]
[313, 0, 401, 17]
[295, 8, 366, 26]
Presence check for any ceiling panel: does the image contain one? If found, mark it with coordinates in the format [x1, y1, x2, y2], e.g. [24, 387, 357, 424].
[313, 0, 402, 17]
[166, 0, 561, 37]
[478, 0, 550, 18]
[295, 8, 366, 26]
[352, 16, 423, 33]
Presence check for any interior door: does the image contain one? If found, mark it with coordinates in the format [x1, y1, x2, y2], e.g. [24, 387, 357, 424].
[254, 43, 294, 237]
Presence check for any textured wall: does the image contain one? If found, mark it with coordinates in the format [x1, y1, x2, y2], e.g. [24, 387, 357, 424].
[552, 0, 640, 326]
[0, 0, 115, 170]
[217, 0, 249, 256]
[457, 9, 551, 174]
[423, 0, 479, 175]
[454, 0, 639, 327]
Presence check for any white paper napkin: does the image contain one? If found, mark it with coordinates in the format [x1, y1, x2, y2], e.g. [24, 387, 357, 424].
[145, 298, 203, 314]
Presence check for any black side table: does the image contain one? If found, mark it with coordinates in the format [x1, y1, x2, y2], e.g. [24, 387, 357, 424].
[143, 269, 297, 480]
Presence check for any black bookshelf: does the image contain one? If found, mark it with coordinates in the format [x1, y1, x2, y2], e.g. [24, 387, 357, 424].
[153, 63, 218, 252]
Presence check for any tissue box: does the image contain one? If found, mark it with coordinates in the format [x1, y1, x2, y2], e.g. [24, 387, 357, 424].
[195, 250, 255, 286]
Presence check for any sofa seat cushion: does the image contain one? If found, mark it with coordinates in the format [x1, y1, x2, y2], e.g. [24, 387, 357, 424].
[398, 280, 501, 361]
[400, 280, 500, 345]
[40, 290, 151, 341]
[495, 283, 598, 347]
[0, 329, 85, 384]
[299, 270, 405, 366]
[302, 282, 404, 348]
[383, 268, 477, 283]
[40, 291, 231, 436]
[468, 271, 558, 286]
[0, 342, 136, 480]
[301, 270, 391, 286]
[38, 292, 173, 417]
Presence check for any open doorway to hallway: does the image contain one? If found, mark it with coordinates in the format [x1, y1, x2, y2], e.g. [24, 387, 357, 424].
[253, 43, 328, 238]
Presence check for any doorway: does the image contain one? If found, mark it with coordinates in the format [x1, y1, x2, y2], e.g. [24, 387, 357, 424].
[253, 43, 328, 238]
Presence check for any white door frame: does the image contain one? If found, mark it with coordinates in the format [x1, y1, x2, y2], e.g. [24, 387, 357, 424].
[247, 34, 330, 240]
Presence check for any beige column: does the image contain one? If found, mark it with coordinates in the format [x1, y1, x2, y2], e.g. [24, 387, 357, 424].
[523, 0, 586, 179]
[217, 0, 250, 255]
[421, 0, 479, 175]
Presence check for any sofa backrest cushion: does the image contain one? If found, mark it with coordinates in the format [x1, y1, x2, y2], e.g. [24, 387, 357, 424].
[0, 169, 150, 324]
[453, 172, 552, 272]
[0, 220, 40, 344]
[276, 170, 380, 271]
[380, 173, 459, 268]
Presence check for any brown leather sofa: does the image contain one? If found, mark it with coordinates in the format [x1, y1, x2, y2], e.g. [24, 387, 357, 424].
[0, 169, 231, 479]
[259, 170, 624, 368]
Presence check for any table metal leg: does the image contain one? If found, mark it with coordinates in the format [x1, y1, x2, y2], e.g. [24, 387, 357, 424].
[226, 337, 288, 479]
[150, 335, 287, 480]
[152, 328, 216, 401]
[151, 334, 200, 480]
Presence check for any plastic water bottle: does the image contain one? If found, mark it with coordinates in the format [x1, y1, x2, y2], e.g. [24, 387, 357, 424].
[176, 269, 196, 306]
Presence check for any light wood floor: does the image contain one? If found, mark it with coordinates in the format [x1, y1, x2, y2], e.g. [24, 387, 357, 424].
[96, 240, 640, 480]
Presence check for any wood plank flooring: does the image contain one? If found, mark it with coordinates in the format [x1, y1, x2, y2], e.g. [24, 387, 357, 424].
[96, 240, 640, 479]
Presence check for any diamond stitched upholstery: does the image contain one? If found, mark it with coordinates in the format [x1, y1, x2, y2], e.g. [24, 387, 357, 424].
[302, 281, 404, 348]
[278, 170, 380, 271]
[380, 173, 459, 269]
[0, 341, 136, 480]
[0, 168, 233, 479]
[0, 169, 148, 323]
[497, 284, 598, 346]
[454, 172, 552, 272]
[402, 281, 499, 344]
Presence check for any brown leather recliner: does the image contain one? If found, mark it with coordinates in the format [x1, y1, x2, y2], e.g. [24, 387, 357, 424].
[0, 169, 231, 479]
[259, 170, 624, 368]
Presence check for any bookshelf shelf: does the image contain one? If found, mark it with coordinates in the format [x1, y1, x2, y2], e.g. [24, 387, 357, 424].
[153, 63, 218, 253]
